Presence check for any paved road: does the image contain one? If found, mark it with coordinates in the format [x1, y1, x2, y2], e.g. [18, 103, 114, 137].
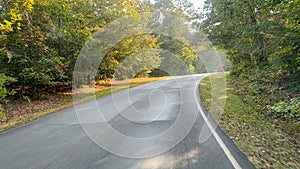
[0, 75, 255, 169]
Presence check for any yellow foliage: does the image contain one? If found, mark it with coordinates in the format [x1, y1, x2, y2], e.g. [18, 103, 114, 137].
[0, 0, 35, 32]
[23, 0, 35, 12]
[0, 20, 14, 32]
[124, 0, 138, 15]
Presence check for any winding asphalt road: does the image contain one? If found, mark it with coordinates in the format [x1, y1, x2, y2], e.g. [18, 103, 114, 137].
[0, 75, 255, 169]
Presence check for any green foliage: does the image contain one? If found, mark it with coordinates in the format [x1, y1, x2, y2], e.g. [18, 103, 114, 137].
[201, 0, 300, 118]
[0, 107, 6, 122]
[0, 73, 16, 121]
[0, 74, 16, 102]
[0, 0, 204, 99]
[267, 99, 300, 119]
[201, 0, 299, 81]
[0, 0, 126, 96]
[115, 49, 162, 79]
[97, 34, 161, 80]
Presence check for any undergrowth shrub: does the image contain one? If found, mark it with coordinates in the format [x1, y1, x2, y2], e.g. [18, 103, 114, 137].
[0, 73, 16, 122]
[267, 99, 300, 119]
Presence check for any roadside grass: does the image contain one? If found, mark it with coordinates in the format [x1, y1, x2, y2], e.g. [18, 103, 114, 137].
[0, 77, 168, 132]
[199, 73, 299, 169]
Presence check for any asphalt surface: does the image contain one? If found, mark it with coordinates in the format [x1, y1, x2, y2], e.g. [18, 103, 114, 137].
[0, 75, 256, 169]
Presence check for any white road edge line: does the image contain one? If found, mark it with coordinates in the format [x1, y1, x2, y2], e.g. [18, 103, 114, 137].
[195, 76, 242, 169]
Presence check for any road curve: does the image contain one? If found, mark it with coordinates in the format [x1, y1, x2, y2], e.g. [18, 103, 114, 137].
[0, 75, 255, 169]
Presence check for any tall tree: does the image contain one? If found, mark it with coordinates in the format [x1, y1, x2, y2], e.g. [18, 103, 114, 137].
[201, 0, 299, 86]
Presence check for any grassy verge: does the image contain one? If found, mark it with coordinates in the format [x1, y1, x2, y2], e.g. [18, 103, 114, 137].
[0, 77, 168, 132]
[199, 73, 299, 169]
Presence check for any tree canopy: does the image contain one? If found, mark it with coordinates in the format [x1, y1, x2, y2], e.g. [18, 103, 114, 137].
[200, 0, 299, 118]
[0, 0, 204, 107]
[201, 0, 299, 85]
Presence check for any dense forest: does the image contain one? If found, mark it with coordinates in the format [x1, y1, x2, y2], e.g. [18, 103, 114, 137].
[0, 0, 299, 121]
[0, 0, 204, 117]
[200, 0, 299, 119]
